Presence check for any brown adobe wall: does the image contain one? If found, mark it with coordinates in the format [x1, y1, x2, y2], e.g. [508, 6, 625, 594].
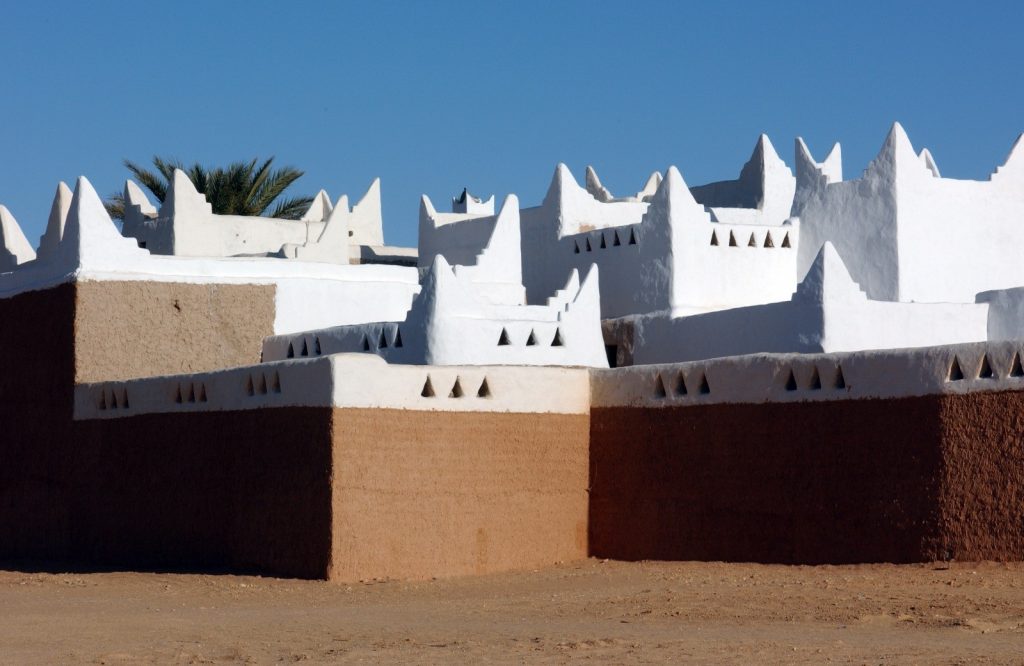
[328, 408, 590, 581]
[590, 392, 1024, 564]
[74, 280, 276, 383]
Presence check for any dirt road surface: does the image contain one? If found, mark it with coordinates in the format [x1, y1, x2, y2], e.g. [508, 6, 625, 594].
[2, 560, 1023, 663]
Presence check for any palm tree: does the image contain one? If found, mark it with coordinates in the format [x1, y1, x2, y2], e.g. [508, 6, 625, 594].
[106, 156, 314, 221]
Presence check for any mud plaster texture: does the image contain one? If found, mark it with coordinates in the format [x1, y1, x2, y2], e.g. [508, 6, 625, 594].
[329, 409, 590, 582]
[74, 280, 275, 383]
[590, 396, 1024, 564]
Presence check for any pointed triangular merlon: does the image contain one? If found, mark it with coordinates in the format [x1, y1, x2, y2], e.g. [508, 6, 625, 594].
[38, 181, 74, 257]
[0, 205, 36, 269]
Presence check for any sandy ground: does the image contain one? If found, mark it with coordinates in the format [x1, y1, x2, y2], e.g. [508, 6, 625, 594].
[2, 560, 1024, 664]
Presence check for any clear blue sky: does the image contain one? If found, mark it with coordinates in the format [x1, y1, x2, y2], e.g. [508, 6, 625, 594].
[1, 1, 1022, 247]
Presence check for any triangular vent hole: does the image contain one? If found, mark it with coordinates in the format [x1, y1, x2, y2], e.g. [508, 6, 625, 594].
[551, 329, 564, 346]
[314, 337, 322, 355]
[188, 384, 196, 403]
[246, 375, 255, 396]
[395, 329, 404, 348]
[747, 233, 757, 247]
[699, 374, 711, 394]
[498, 328, 511, 346]
[379, 330, 388, 349]
[586, 238, 592, 252]
[574, 240, 580, 254]
[810, 367, 821, 390]
[175, 385, 183, 403]
[675, 373, 687, 396]
[301, 339, 309, 356]
[979, 354, 994, 379]
[729, 231, 737, 247]
[654, 374, 667, 399]
[258, 374, 268, 395]
[948, 357, 964, 382]
[834, 366, 847, 389]
[782, 233, 791, 248]
[272, 373, 281, 393]
[613, 230, 621, 246]
[362, 335, 370, 352]
[600, 234, 607, 249]
[1011, 353, 1024, 378]
[421, 376, 435, 398]
[764, 232, 774, 248]
[628, 228, 637, 245]
[784, 370, 797, 391]
[199, 385, 208, 402]
[287, 343, 295, 358]
[526, 330, 537, 346]
[710, 231, 719, 246]
[122, 390, 130, 409]
[449, 377, 464, 398]
[110, 391, 118, 409]
[477, 378, 491, 398]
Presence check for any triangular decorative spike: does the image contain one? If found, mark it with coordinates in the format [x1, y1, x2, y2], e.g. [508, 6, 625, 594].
[551, 329, 564, 346]
[379, 330, 388, 349]
[728, 231, 737, 247]
[362, 334, 370, 352]
[585, 238, 592, 252]
[314, 336, 322, 355]
[497, 328, 511, 346]
[421, 376, 435, 398]
[394, 329, 403, 348]
[810, 367, 821, 390]
[246, 375, 255, 396]
[477, 378, 491, 398]
[449, 377, 464, 398]
[287, 343, 295, 359]
[574, 240, 580, 254]
[698, 374, 711, 394]
[1011, 353, 1024, 378]
[272, 373, 281, 393]
[747, 233, 757, 247]
[613, 230, 621, 246]
[948, 357, 964, 381]
[599, 233, 607, 249]
[301, 339, 309, 356]
[654, 374, 667, 399]
[978, 354, 994, 379]
[628, 228, 637, 245]
[710, 231, 719, 246]
[764, 232, 774, 248]
[175, 385, 183, 403]
[199, 384, 208, 402]
[258, 374, 268, 395]
[782, 232, 791, 248]
[675, 373, 687, 396]
[526, 330, 537, 346]
[785, 370, 797, 391]
[188, 384, 196, 403]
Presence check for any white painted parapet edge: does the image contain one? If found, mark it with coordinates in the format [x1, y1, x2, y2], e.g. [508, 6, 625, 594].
[74, 353, 591, 420]
[592, 340, 1024, 407]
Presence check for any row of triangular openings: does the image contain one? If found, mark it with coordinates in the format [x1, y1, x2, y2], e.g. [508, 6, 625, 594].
[361, 327, 404, 352]
[783, 366, 845, 392]
[175, 382, 210, 404]
[286, 336, 324, 359]
[98, 387, 130, 410]
[498, 327, 563, 347]
[573, 228, 638, 254]
[245, 372, 281, 396]
[653, 370, 710, 398]
[711, 230, 791, 249]
[421, 375, 491, 399]
[948, 353, 1024, 382]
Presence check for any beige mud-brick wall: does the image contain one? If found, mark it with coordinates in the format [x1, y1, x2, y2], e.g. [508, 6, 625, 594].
[329, 409, 590, 582]
[74, 280, 276, 383]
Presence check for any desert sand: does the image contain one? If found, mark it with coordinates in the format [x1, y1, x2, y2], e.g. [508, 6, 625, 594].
[2, 560, 1023, 664]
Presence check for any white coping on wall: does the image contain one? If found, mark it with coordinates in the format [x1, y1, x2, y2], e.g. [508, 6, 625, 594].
[591, 340, 1024, 408]
[73, 353, 591, 420]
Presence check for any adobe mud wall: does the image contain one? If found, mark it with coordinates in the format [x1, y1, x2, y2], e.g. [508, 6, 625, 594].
[590, 392, 1024, 564]
[329, 408, 590, 582]
[74, 280, 275, 383]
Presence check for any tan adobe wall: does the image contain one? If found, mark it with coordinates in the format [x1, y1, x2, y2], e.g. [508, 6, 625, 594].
[74, 280, 276, 383]
[329, 409, 590, 581]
